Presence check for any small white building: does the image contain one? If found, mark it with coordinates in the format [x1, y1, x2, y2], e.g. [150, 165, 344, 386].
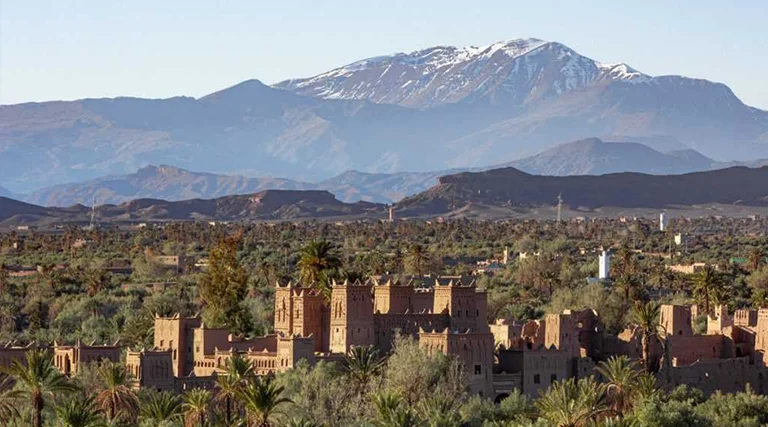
[674, 233, 683, 246]
[659, 212, 668, 232]
[599, 250, 611, 280]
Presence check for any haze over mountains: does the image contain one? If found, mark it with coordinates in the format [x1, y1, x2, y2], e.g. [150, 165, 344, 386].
[2, 38, 767, 194]
[5, 165, 768, 226]
[0, 190, 380, 227]
[13, 138, 768, 208]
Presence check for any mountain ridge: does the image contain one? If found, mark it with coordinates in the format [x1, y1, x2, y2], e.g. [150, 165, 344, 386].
[13, 138, 768, 207]
[0, 189, 383, 226]
[393, 166, 768, 218]
[2, 38, 767, 192]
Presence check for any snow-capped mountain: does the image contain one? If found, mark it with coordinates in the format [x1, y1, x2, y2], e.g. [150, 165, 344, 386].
[2, 38, 767, 192]
[276, 38, 651, 108]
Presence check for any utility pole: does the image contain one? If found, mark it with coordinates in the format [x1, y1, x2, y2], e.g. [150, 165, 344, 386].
[90, 195, 97, 230]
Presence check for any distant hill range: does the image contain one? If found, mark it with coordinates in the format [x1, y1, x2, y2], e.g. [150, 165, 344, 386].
[0, 190, 382, 227]
[16, 138, 768, 207]
[4, 166, 768, 226]
[504, 137, 716, 176]
[394, 166, 768, 218]
[2, 38, 767, 192]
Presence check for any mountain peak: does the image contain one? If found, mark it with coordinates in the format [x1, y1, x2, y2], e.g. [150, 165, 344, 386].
[274, 37, 656, 108]
[200, 78, 276, 100]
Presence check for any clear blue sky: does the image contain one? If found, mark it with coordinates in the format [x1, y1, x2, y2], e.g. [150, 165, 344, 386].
[2, 0, 766, 109]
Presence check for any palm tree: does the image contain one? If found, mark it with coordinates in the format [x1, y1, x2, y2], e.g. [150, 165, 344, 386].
[343, 346, 386, 396]
[690, 265, 726, 315]
[0, 349, 78, 427]
[140, 390, 182, 424]
[297, 240, 341, 296]
[632, 372, 660, 401]
[236, 377, 292, 427]
[183, 388, 212, 427]
[83, 267, 109, 297]
[748, 247, 765, 272]
[371, 392, 419, 427]
[407, 244, 429, 277]
[213, 353, 255, 424]
[417, 396, 463, 427]
[215, 372, 241, 425]
[283, 419, 321, 427]
[535, 377, 608, 427]
[0, 376, 22, 425]
[596, 356, 639, 415]
[225, 353, 256, 381]
[94, 360, 139, 423]
[56, 395, 104, 427]
[631, 302, 663, 373]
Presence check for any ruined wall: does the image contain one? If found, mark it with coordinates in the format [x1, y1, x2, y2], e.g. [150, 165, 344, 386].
[544, 313, 580, 357]
[667, 334, 727, 366]
[490, 320, 524, 350]
[662, 357, 767, 395]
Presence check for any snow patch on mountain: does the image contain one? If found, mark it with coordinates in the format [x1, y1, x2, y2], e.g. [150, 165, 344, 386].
[276, 38, 657, 107]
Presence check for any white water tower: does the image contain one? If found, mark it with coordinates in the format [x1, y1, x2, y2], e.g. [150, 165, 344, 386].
[599, 250, 611, 280]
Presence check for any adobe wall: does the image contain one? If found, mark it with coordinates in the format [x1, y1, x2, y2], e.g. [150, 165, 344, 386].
[373, 313, 449, 352]
[490, 320, 524, 350]
[0, 344, 34, 369]
[544, 313, 580, 357]
[521, 350, 571, 397]
[330, 282, 375, 353]
[154, 315, 201, 377]
[53, 344, 120, 375]
[433, 284, 485, 332]
[373, 284, 415, 314]
[660, 305, 693, 336]
[735, 309, 758, 328]
[276, 335, 315, 372]
[662, 357, 766, 395]
[126, 350, 174, 391]
[420, 330, 495, 397]
[412, 289, 434, 313]
[667, 334, 728, 366]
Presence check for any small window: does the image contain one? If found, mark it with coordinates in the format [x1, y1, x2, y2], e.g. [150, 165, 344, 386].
[474, 365, 482, 375]
[551, 374, 557, 383]
[534, 374, 540, 384]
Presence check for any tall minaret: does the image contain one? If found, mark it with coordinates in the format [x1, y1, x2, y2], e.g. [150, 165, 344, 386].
[557, 193, 563, 222]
